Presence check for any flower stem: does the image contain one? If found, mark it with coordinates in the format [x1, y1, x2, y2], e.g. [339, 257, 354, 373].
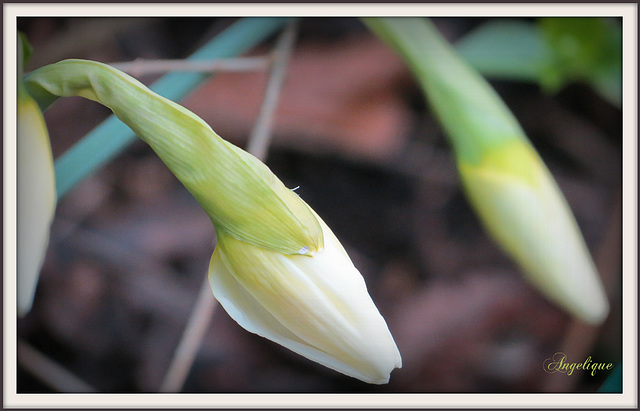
[53, 17, 292, 199]
[247, 21, 299, 160]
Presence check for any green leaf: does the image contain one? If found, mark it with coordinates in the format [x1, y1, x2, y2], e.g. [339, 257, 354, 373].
[454, 18, 622, 107]
[18, 32, 32, 69]
[598, 364, 622, 393]
[17, 32, 33, 101]
[455, 19, 548, 83]
[539, 17, 622, 106]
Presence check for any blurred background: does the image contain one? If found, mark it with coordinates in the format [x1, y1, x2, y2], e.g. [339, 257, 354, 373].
[16, 17, 622, 393]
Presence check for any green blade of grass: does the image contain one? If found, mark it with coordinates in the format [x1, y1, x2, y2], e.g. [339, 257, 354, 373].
[53, 17, 292, 199]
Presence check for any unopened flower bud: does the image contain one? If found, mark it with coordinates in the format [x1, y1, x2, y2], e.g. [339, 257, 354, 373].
[365, 17, 609, 324]
[17, 33, 56, 316]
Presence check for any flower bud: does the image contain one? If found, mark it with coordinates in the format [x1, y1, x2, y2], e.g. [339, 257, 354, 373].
[210, 210, 402, 384]
[459, 140, 609, 324]
[17, 34, 56, 316]
[365, 17, 609, 324]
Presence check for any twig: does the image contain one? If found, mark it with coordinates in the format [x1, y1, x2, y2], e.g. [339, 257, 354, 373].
[158, 276, 218, 392]
[157, 21, 299, 393]
[111, 56, 270, 77]
[246, 21, 299, 160]
[17, 340, 97, 393]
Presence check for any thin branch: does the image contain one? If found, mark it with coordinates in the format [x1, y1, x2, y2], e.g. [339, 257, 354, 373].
[110, 56, 270, 77]
[157, 21, 299, 393]
[158, 276, 218, 392]
[246, 20, 299, 160]
[17, 340, 97, 393]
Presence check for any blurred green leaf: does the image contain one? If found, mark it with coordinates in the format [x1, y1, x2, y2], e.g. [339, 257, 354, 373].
[539, 17, 621, 106]
[18, 32, 33, 70]
[455, 18, 622, 107]
[455, 20, 548, 83]
[598, 363, 622, 393]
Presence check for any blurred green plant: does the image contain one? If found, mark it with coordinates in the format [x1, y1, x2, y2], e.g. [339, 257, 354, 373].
[363, 17, 610, 325]
[456, 17, 622, 107]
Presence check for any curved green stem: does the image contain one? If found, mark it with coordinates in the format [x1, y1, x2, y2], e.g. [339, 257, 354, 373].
[52, 17, 292, 200]
[363, 17, 526, 165]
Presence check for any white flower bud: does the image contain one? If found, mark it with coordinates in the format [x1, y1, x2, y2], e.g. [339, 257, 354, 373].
[210, 210, 402, 384]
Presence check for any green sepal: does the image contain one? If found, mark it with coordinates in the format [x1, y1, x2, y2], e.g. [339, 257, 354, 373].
[25, 59, 323, 255]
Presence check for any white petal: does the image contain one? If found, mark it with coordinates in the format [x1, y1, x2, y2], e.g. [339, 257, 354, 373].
[209, 249, 379, 383]
[17, 100, 56, 316]
[209, 220, 401, 384]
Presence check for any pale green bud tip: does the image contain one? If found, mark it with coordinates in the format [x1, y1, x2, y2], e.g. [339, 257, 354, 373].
[17, 92, 56, 316]
[459, 140, 609, 324]
[209, 208, 402, 384]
